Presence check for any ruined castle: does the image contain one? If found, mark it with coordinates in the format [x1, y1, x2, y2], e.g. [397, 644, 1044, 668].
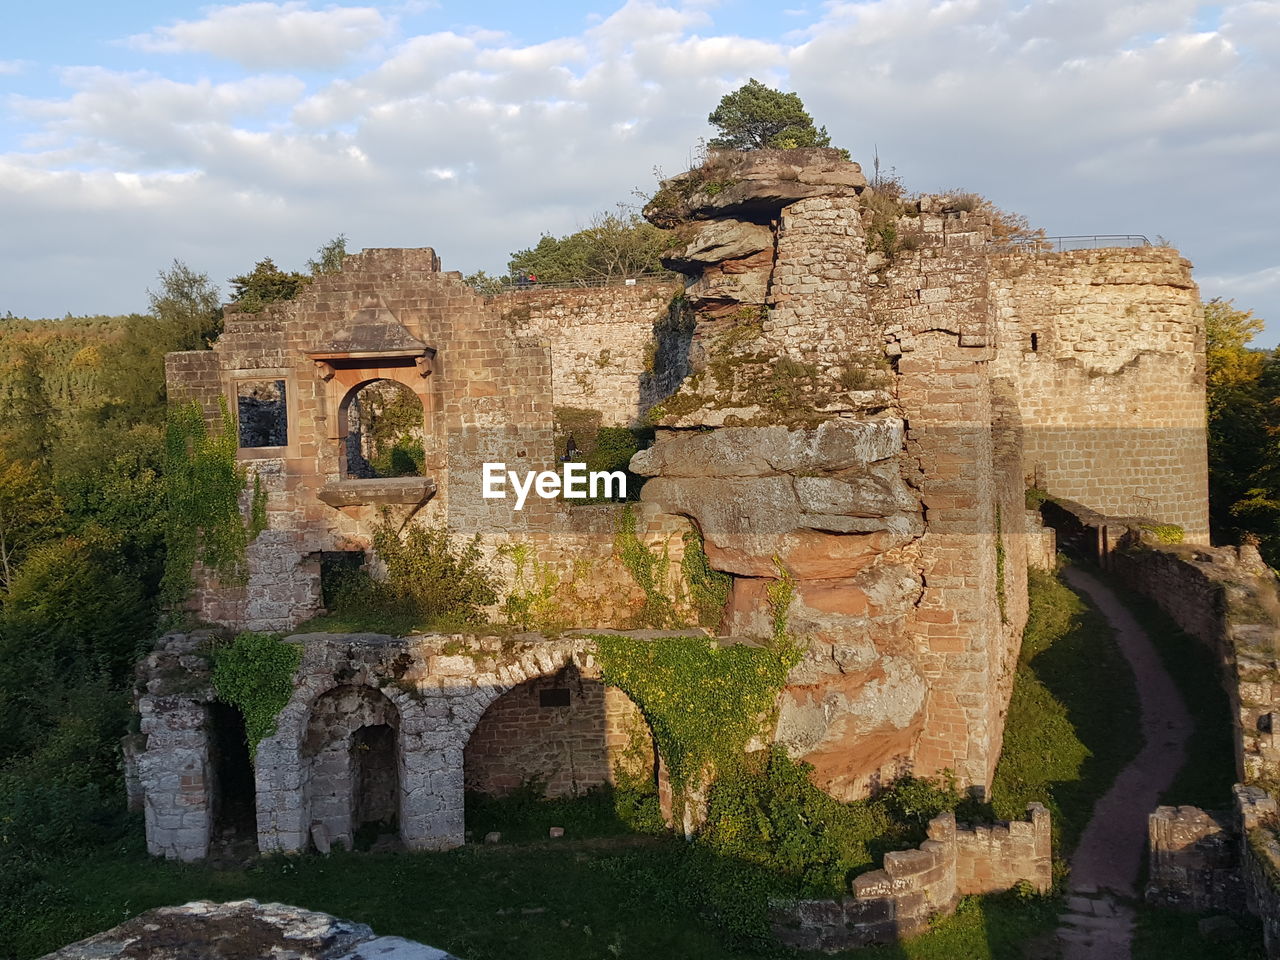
[135, 148, 1207, 867]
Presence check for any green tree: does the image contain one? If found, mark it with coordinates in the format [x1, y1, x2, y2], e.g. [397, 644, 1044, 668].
[508, 208, 668, 284]
[1201, 298, 1279, 553]
[307, 234, 348, 276]
[2, 345, 57, 466]
[102, 261, 221, 423]
[0, 456, 65, 591]
[228, 257, 310, 312]
[708, 79, 832, 151]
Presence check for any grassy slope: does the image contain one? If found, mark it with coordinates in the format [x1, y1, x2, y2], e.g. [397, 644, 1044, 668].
[990, 567, 1142, 854]
[1100, 580, 1237, 809]
[7, 835, 1065, 960]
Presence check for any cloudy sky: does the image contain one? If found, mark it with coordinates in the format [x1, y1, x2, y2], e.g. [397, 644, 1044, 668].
[2, 0, 1278, 341]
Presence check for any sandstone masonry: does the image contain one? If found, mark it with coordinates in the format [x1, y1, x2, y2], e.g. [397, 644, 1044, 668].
[152, 147, 1211, 834]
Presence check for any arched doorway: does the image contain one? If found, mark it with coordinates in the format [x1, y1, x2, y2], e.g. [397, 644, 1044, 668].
[303, 684, 402, 851]
[463, 664, 659, 835]
[339, 378, 426, 479]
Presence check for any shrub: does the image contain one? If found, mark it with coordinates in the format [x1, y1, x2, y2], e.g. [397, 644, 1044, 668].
[371, 520, 499, 626]
[700, 749, 893, 894]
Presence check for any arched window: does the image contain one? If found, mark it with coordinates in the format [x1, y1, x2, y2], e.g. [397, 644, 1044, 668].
[340, 379, 425, 479]
[303, 684, 402, 851]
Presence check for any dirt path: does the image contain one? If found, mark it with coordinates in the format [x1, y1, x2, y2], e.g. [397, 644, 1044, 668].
[1052, 566, 1194, 959]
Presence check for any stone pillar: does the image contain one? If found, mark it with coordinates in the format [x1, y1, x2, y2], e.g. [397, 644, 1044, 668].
[137, 698, 213, 861]
[897, 335, 1003, 790]
[254, 702, 310, 854]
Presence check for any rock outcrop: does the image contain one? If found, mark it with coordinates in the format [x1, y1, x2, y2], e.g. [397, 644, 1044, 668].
[40, 900, 462, 960]
[636, 150, 932, 797]
[642, 148, 887, 428]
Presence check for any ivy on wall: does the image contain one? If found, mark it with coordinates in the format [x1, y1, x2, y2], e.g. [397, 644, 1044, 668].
[681, 529, 732, 629]
[499, 541, 563, 631]
[594, 633, 801, 795]
[211, 631, 302, 755]
[614, 506, 680, 629]
[160, 399, 266, 613]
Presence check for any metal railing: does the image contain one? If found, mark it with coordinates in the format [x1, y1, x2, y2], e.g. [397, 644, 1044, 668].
[995, 235, 1153, 253]
[474, 271, 683, 295]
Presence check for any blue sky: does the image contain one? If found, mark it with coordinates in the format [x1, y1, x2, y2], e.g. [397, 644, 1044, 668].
[2, 0, 1279, 344]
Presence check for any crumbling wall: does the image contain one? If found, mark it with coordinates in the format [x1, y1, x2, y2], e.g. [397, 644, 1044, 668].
[1147, 804, 1245, 913]
[134, 629, 694, 858]
[133, 632, 219, 862]
[1145, 787, 1280, 958]
[1240, 786, 1280, 958]
[771, 804, 1051, 951]
[169, 248, 661, 632]
[990, 248, 1209, 541]
[500, 280, 687, 426]
[637, 154, 1032, 799]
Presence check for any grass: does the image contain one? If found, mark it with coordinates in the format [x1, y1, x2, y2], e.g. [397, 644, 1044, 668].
[464, 783, 665, 844]
[989, 567, 1143, 854]
[4, 830, 1061, 960]
[1131, 903, 1265, 960]
[1101, 580, 1237, 808]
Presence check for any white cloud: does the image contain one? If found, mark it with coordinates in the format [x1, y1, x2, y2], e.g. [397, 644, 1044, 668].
[129, 2, 392, 70]
[1, 0, 1277, 341]
[0, 60, 26, 75]
[1202, 265, 1280, 298]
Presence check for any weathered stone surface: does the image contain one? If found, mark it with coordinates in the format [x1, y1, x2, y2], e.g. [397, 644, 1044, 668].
[644, 148, 867, 227]
[770, 806, 1051, 951]
[775, 655, 928, 796]
[631, 420, 905, 478]
[39, 900, 463, 960]
[662, 219, 774, 272]
[686, 250, 772, 309]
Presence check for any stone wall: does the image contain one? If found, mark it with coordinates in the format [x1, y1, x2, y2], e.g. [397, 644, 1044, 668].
[166, 248, 684, 633]
[133, 631, 219, 862]
[499, 280, 687, 426]
[1240, 785, 1280, 958]
[1043, 498, 1280, 783]
[134, 629, 701, 859]
[990, 247, 1209, 542]
[1147, 804, 1246, 912]
[463, 668, 652, 798]
[771, 804, 1051, 951]
[1145, 786, 1280, 958]
[160, 148, 1212, 829]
